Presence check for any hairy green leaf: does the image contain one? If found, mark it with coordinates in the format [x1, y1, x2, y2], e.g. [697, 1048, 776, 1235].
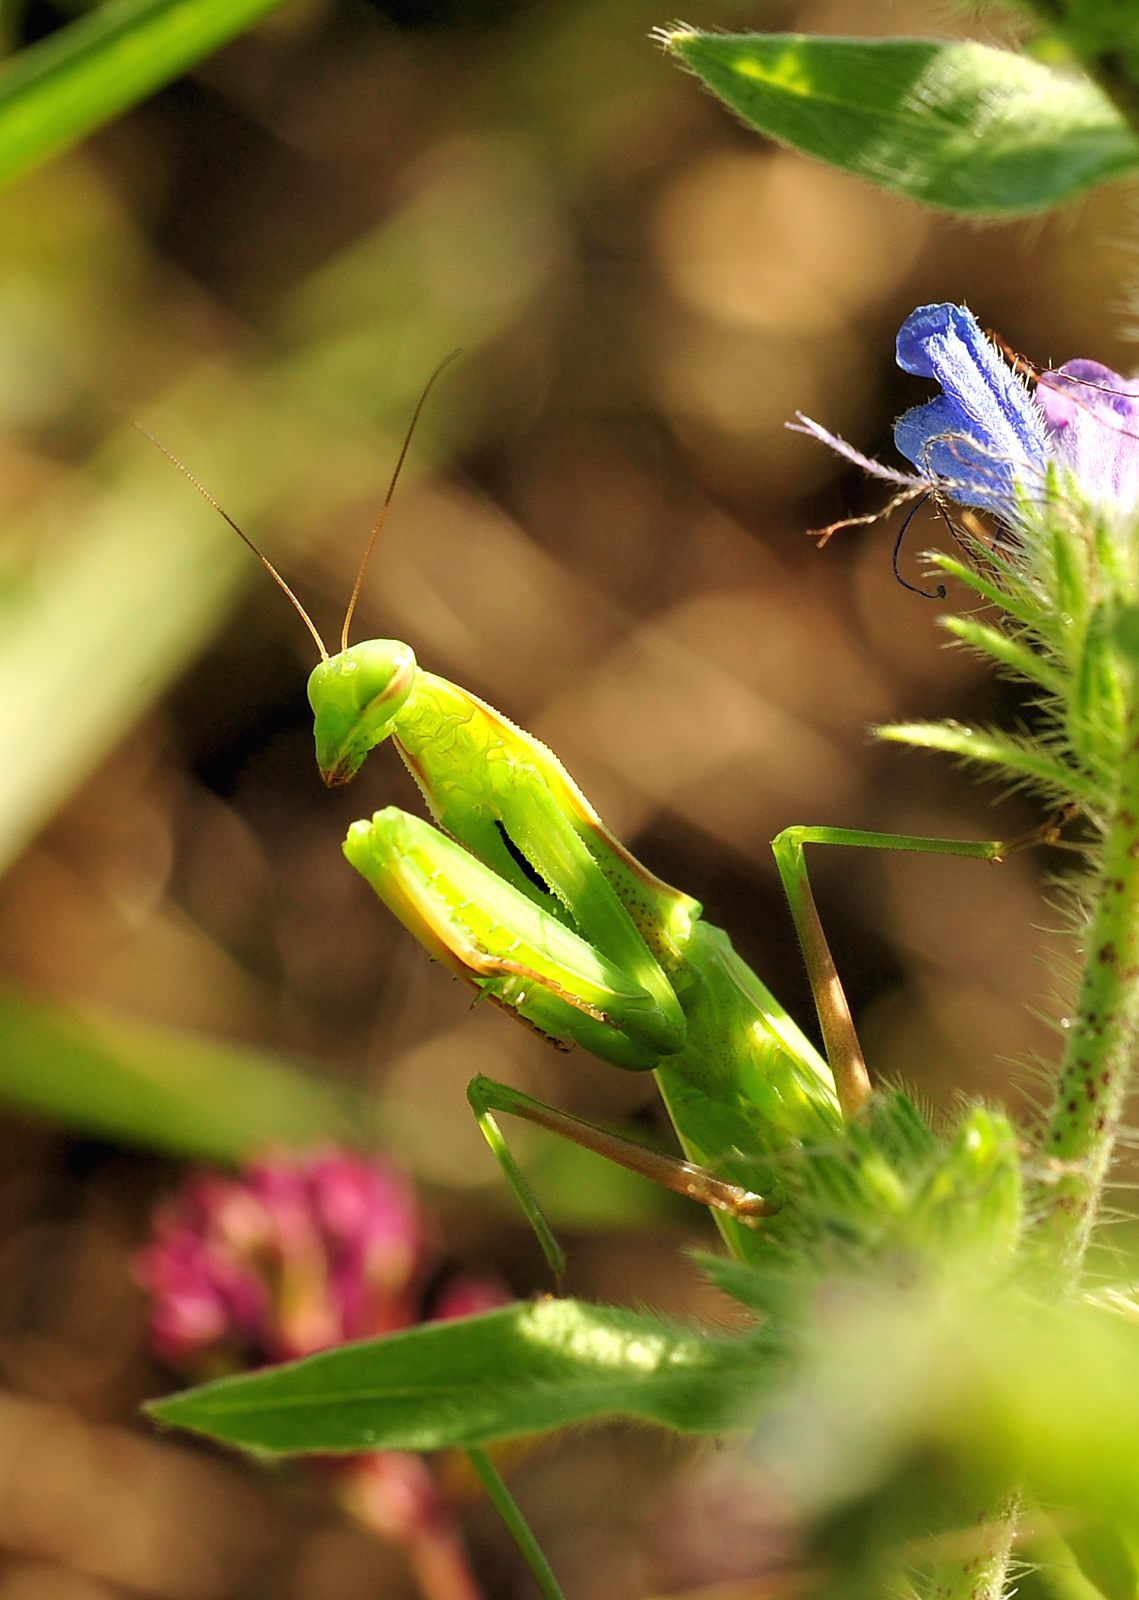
[876, 719, 1098, 802]
[149, 1298, 773, 1451]
[932, 554, 1043, 630]
[660, 31, 1139, 214]
[943, 614, 1066, 695]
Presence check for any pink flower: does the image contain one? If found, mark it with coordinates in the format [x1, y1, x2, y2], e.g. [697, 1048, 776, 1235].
[431, 1275, 513, 1322]
[135, 1148, 432, 1367]
[136, 1149, 510, 1600]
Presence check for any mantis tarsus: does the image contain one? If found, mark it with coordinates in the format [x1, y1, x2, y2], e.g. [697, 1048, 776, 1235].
[159, 373, 1052, 1282]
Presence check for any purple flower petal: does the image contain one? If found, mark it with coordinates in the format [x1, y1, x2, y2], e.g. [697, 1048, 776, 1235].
[1037, 359, 1139, 513]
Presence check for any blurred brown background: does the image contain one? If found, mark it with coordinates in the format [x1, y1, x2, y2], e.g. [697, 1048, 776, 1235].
[0, 0, 1131, 1594]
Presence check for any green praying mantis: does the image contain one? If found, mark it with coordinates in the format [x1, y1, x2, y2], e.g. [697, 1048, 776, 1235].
[155, 369, 1047, 1280]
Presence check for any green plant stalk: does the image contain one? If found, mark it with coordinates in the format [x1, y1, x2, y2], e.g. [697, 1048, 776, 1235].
[0, 0, 291, 190]
[465, 1450, 566, 1600]
[1029, 691, 1139, 1288]
[921, 711, 1139, 1593]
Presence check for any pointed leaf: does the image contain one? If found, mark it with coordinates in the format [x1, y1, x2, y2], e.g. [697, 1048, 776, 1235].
[660, 31, 1139, 214]
[148, 1298, 772, 1452]
[942, 614, 1065, 695]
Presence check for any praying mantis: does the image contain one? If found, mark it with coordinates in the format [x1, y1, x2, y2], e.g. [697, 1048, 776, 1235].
[156, 369, 1041, 1280]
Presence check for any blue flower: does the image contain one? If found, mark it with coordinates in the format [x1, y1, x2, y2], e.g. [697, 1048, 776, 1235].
[892, 303, 1048, 518]
[794, 302, 1139, 526]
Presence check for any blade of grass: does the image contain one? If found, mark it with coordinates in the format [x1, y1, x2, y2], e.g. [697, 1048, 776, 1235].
[0, 982, 366, 1160]
[0, 0, 292, 190]
[0, 424, 250, 875]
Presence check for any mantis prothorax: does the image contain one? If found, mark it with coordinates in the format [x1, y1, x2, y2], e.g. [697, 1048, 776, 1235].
[159, 371, 1052, 1281]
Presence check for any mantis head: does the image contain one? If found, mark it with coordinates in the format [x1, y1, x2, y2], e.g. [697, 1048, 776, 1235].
[308, 640, 418, 787]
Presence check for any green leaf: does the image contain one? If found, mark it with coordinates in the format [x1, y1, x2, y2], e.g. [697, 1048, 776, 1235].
[659, 31, 1139, 214]
[0, 983, 365, 1162]
[148, 1298, 772, 1451]
[943, 614, 1066, 697]
[876, 719, 1100, 804]
[933, 554, 1043, 631]
[0, 0, 292, 190]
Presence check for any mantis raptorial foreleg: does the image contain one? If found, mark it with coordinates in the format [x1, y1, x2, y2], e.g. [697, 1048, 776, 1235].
[399, 805, 1057, 1274]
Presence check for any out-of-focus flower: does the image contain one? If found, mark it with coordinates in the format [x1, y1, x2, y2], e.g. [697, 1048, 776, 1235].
[430, 1275, 513, 1322]
[794, 302, 1139, 527]
[135, 1148, 429, 1366]
[136, 1149, 508, 1600]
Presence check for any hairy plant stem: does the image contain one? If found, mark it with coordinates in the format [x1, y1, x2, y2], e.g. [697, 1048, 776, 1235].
[922, 1495, 1021, 1600]
[931, 694, 1139, 1600]
[1029, 695, 1139, 1288]
[911, 668, 1139, 1599]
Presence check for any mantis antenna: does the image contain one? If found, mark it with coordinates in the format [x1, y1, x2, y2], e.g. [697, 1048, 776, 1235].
[339, 348, 462, 655]
[135, 423, 331, 663]
[138, 354, 459, 663]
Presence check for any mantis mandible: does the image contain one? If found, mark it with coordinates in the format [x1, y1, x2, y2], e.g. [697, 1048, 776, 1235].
[156, 366, 1042, 1281]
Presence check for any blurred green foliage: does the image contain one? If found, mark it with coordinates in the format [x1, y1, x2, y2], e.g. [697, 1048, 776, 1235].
[0, 981, 363, 1157]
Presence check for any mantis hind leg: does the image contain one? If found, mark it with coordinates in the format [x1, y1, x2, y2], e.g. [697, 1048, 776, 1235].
[770, 813, 1070, 1119]
[467, 1074, 776, 1293]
